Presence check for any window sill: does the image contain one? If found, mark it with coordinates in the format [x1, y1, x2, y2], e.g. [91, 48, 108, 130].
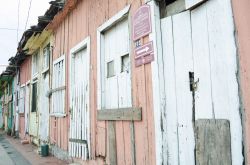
[50, 113, 67, 118]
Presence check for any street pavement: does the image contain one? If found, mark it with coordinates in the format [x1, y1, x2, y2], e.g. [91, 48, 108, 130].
[0, 131, 67, 165]
[0, 133, 31, 165]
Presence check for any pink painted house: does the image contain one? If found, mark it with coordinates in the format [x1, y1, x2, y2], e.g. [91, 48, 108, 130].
[3, 0, 250, 164]
[45, 0, 246, 164]
[18, 56, 31, 140]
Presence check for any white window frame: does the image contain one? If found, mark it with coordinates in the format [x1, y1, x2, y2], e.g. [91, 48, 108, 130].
[97, 5, 131, 110]
[42, 44, 50, 74]
[31, 80, 38, 113]
[51, 55, 66, 117]
[18, 84, 25, 114]
[32, 52, 39, 78]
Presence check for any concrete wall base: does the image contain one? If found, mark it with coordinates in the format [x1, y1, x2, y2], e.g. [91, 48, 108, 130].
[50, 144, 72, 162]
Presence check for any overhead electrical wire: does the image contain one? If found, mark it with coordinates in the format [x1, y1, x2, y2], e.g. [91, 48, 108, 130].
[24, 0, 33, 30]
[0, 28, 24, 31]
[17, 0, 21, 44]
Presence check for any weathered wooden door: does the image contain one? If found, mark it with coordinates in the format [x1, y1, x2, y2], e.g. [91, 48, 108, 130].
[29, 81, 39, 138]
[160, 0, 243, 164]
[39, 73, 49, 142]
[69, 45, 90, 160]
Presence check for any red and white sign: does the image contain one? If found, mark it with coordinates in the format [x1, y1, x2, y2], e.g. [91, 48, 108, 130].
[135, 41, 153, 58]
[132, 4, 152, 41]
[135, 41, 154, 67]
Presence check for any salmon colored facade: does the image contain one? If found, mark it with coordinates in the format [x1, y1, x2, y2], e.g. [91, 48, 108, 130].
[48, 0, 156, 164]
[2, 0, 250, 164]
[19, 57, 31, 140]
[19, 57, 31, 86]
[232, 0, 250, 164]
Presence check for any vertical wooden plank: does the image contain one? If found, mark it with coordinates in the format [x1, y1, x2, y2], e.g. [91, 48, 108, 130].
[76, 83, 79, 157]
[205, 0, 243, 164]
[130, 0, 151, 164]
[108, 121, 117, 165]
[172, 11, 195, 165]
[161, 16, 179, 164]
[121, 122, 132, 165]
[115, 121, 125, 165]
[94, 0, 109, 158]
[144, 64, 156, 165]
[191, 4, 213, 119]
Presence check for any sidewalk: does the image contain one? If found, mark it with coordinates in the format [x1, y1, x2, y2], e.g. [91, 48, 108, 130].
[0, 131, 68, 165]
[0, 144, 15, 165]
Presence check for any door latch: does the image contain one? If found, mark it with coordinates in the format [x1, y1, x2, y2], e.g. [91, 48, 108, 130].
[69, 107, 73, 119]
[189, 72, 199, 92]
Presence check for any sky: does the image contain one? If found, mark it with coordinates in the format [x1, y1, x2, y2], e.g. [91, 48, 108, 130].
[0, 0, 51, 73]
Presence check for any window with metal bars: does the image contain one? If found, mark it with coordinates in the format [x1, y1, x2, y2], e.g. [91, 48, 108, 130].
[51, 56, 66, 116]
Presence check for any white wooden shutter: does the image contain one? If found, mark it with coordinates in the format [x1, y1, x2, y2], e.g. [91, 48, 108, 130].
[51, 56, 66, 116]
[19, 86, 25, 114]
[103, 19, 132, 109]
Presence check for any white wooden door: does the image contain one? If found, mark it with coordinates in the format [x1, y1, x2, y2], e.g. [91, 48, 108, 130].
[160, 0, 243, 164]
[25, 84, 30, 134]
[69, 47, 90, 160]
[103, 19, 131, 109]
[29, 81, 39, 137]
[39, 73, 49, 142]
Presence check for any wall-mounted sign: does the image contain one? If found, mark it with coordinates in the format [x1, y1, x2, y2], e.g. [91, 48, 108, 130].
[135, 54, 154, 67]
[135, 41, 154, 67]
[132, 4, 152, 41]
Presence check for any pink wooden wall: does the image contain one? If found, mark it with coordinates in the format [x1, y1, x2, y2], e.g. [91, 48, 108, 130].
[49, 0, 156, 164]
[232, 0, 250, 163]
[20, 57, 31, 85]
[19, 56, 31, 139]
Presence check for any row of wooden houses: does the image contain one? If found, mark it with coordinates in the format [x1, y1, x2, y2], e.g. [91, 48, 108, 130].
[0, 0, 250, 164]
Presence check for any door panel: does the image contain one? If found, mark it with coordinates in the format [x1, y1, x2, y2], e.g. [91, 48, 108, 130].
[162, 11, 195, 165]
[103, 19, 131, 109]
[39, 74, 49, 142]
[69, 47, 90, 160]
[30, 82, 38, 137]
[160, 0, 243, 164]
